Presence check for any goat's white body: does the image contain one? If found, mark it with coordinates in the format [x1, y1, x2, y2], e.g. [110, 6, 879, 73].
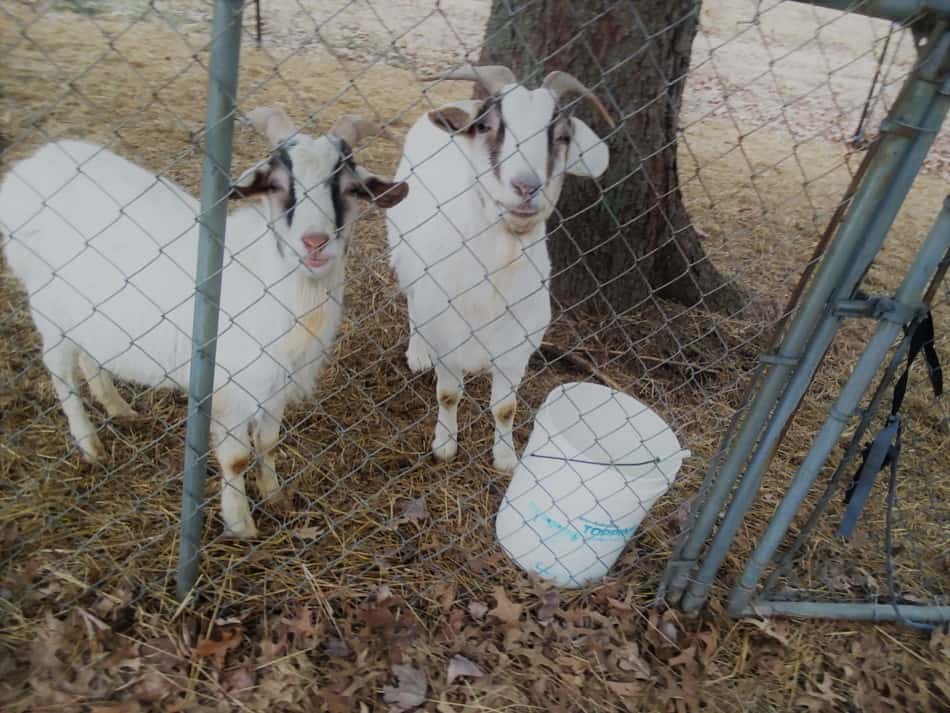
[387, 106, 552, 468]
[388, 109, 551, 373]
[1, 140, 343, 535]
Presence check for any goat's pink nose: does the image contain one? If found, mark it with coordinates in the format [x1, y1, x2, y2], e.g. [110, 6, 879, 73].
[302, 233, 330, 251]
[511, 174, 542, 200]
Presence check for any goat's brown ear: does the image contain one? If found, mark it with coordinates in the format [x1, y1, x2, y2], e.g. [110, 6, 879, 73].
[427, 106, 473, 134]
[229, 161, 291, 200]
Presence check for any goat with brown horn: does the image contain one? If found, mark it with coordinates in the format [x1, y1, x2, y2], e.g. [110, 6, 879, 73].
[386, 63, 612, 473]
[542, 70, 616, 128]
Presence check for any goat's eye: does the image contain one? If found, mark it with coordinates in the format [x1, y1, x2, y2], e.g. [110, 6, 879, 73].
[475, 122, 491, 134]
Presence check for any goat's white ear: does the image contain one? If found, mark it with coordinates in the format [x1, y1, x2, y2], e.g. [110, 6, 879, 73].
[565, 117, 609, 179]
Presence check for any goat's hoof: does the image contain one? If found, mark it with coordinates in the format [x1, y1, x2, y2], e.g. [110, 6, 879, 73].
[257, 471, 281, 501]
[406, 338, 432, 373]
[222, 518, 259, 540]
[80, 434, 105, 464]
[492, 445, 518, 472]
[110, 404, 139, 419]
[432, 437, 458, 462]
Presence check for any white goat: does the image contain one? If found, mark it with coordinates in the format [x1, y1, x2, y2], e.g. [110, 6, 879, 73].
[0, 108, 408, 538]
[386, 65, 611, 471]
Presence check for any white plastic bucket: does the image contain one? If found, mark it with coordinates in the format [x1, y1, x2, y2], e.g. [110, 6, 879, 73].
[495, 382, 689, 588]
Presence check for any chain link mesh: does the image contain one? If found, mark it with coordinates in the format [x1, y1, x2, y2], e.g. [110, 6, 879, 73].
[1, 1, 947, 710]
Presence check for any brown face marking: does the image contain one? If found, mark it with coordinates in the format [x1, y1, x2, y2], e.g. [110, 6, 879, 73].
[438, 390, 460, 410]
[546, 108, 572, 180]
[228, 456, 250, 474]
[494, 402, 516, 425]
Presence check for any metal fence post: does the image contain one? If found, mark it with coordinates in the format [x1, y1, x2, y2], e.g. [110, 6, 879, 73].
[176, 0, 245, 602]
[679, 64, 949, 612]
[664, 25, 950, 607]
[727, 196, 950, 616]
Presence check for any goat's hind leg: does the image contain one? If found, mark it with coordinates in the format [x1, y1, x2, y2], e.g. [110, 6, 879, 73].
[78, 351, 137, 418]
[43, 341, 104, 463]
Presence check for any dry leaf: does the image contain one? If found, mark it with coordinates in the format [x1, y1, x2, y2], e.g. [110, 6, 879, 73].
[536, 589, 559, 623]
[282, 606, 321, 644]
[291, 526, 321, 539]
[488, 586, 523, 628]
[194, 625, 241, 668]
[221, 665, 256, 700]
[468, 601, 488, 621]
[446, 654, 484, 685]
[325, 636, 352, 659]
[391, 497, 429, 527]
[90, 704, 141, 713]
[606, 680, 644, 697]
[383, 663, 428, 712]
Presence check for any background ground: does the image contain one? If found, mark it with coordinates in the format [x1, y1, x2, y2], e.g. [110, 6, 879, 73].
[0, 1, 947, 711]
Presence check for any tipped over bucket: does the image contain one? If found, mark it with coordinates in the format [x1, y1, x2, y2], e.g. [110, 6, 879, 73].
[495, 382, 689, 588]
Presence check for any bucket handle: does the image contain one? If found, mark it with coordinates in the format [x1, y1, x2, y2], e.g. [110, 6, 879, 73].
[528, 452, 660, 468]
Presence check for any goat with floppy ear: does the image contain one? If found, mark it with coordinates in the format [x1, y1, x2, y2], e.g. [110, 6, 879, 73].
[386, 64, 612, 471]
[0, 106, 408, 538]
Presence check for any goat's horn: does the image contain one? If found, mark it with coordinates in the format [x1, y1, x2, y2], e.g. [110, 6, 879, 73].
[244, 106, 297, 147]
[329, 115, 395, 148]
[422, 64, 517, 95]
[542, 71, 615, 128]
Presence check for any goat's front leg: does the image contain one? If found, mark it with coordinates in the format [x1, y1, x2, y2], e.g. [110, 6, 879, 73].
[432, 362, 463, 462]
[253, 409, 283, 502]
[213, 417, 258, 539]
[490, 363, 523, 472]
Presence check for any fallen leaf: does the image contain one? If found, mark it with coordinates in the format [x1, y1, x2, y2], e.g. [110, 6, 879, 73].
[433, 581, 457, 612]
[488, 586, 523, 628]
[391, 497, 429, 527]
[446, 608, 465, 635]
[446, 654, 484, 685]
[221, 665, 255, 700]
[90, 703, 141, 713]
[536, 589, 559, 623]
[606, 680, 644, 697]
[194, 625, 241, 668]
[746, 617, 790, 647]
[282, 606, 321, 644]
[325, 636, 351, 659]
[467, 602, 488, 621]
[606, 597, 632, 612]
[383, 663, 427, 712]
[132, 667, 173, 703]
[291, 526, 322, 539]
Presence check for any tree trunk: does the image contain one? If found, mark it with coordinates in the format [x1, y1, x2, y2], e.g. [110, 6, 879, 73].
[478, 0, 745, 315]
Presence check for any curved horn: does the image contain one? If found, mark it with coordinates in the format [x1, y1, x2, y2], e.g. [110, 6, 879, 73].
[329, 114, 395, 148]
[244, 106, 297, 147]
[542, 71, 615, 128]
[422, 63, 516, 95]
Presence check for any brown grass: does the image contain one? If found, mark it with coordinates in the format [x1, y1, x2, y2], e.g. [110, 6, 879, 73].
[0, 5, 947, 713]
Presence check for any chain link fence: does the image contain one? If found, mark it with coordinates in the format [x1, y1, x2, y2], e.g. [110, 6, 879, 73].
[1, 1, 947, 710]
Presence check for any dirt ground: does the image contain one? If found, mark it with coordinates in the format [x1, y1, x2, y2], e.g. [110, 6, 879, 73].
[0, 1, 948, 712]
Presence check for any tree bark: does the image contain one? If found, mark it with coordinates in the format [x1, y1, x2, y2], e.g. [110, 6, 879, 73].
[478, 0, 745, 315]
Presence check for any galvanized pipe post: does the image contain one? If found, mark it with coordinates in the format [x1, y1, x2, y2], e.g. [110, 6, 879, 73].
[727, 196, 950, 616]
[664, 24, 950, 607]
[736, 600, 950, 621]
[176, 0, 244, 602]
[682, 62, 950, 611]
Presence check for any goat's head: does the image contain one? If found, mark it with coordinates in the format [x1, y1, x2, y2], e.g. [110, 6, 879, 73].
[424, 65, 612, 234]
[230, 107, 408, 278]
